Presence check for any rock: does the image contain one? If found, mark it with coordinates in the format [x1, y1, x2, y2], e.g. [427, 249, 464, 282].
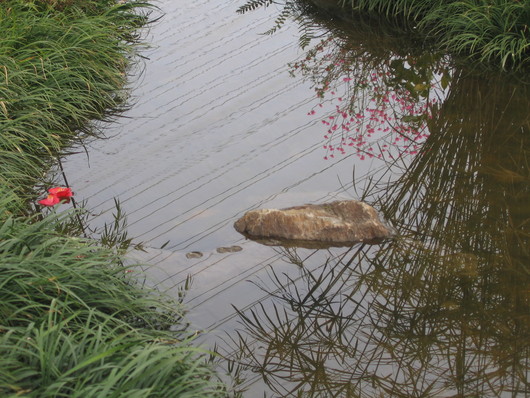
[216, 245, 243, 253]
[234, 200, 393, 248]
[186, 251, 203, 259]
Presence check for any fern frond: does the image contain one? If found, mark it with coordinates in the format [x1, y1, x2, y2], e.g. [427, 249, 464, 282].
[237, 0, 275, 14]
[238, 0, 320, 48]
[262, 1, 294, 35]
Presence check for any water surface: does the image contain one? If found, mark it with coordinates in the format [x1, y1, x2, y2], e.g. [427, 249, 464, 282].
[62, 0, 530, 396]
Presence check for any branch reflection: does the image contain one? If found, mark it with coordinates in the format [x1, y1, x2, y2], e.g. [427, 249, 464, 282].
[225, 3, 530, 397]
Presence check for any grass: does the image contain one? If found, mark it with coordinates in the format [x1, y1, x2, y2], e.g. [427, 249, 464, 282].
[0, 0, 230, 396]
[238, 0, 529, 71]
[338, 0, 530, 71]
[0, 0, 149, 207]
[0, 192, 227, 396]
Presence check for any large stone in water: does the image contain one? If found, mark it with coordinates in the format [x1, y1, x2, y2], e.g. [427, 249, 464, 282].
[234, 200, 393, 248]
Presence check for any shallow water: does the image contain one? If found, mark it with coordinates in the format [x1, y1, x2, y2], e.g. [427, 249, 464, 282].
[62, 0, 529, 396]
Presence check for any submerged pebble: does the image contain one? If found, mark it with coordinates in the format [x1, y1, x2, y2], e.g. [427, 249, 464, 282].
[216, 245, 243, 253]
[186, 251, 203, 259]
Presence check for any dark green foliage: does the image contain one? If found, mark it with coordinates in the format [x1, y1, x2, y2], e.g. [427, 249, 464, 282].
[417, 0, 530, 69]
[262, 1, 297, 35]
[239, 0, 324, 48]
[238, 0, 530, 71]
[342, 0, 530, 70]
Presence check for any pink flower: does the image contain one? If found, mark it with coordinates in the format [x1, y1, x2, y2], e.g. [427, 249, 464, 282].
[38, 187, 74, 206]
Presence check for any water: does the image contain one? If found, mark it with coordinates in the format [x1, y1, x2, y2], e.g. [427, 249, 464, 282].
[62, 0, 530, 396]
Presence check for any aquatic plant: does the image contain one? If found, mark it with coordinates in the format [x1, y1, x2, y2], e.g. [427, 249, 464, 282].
[237, 0, 325, 47]
[344, 0, 530, 70]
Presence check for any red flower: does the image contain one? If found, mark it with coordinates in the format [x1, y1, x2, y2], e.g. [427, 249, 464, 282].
[38, 194, 60, 206]
[38, 187, 74, 206]
[48, 187, 73, 202]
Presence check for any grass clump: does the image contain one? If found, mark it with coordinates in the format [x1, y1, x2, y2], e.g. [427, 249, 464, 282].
[241, 0, 529, 71]
[0, 0, 149, 208]
[0, 0, 229, 396]
[0, 192, 226, 397]
[339, 0, 530, 71]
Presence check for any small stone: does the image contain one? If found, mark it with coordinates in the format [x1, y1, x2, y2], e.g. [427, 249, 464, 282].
[216, 245, 243, 253]
[186, 251, 203, 259]
[234, 200, 393, 248]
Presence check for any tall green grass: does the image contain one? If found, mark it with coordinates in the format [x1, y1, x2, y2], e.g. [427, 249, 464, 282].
[240, 0, 529, 70]
[420, 0, 530, 69]
[0, 192, 226, 397]
[338, 0, 530, 70]
[0, 0, 149, 208]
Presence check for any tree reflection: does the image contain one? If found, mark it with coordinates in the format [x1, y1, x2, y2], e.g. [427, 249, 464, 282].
[288, 7, 452, 162]
[225, 3, 530, 397]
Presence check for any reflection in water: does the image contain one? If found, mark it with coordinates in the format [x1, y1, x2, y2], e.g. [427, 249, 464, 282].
[288, 5, 452, 163]
[224, 5, 530, 397]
